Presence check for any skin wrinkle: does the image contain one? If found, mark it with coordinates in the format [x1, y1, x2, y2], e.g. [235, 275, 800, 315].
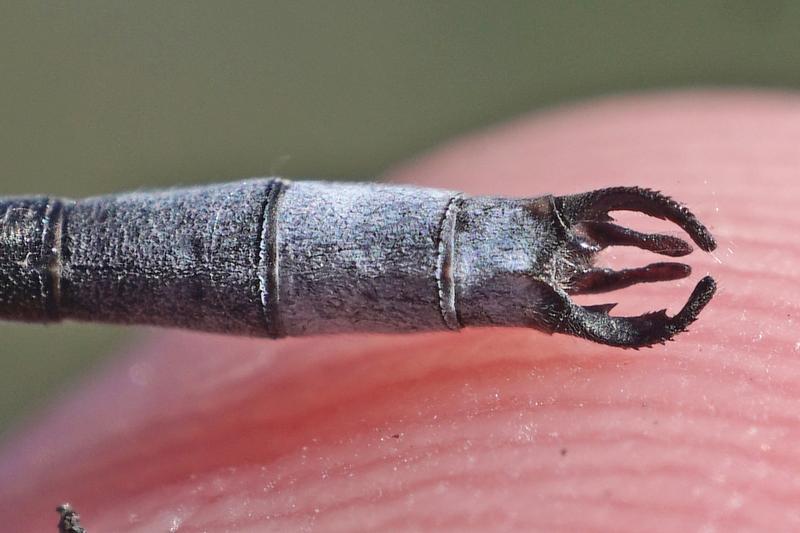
[10, 338, 800, 512]
[7, 340, 800, 528]
[185, 416, 798, 511]
[94, 458, 774, 531]
[215, 468, 717, 524]
[81, 456, 708, 527]
[143, 452, 778, 532]
[3, 91, 800, 531]
[264, 464, 778, 525]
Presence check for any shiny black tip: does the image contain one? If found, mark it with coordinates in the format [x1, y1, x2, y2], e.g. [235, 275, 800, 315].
[568, 262, 692, 295]
[545, 187, 717, 348]
[558, 186, 717, 252]
[551, 276, 717, 349]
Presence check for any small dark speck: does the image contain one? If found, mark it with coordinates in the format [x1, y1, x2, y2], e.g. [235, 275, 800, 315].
[560, 448, 567, 456]
[653, 419, 659, 425]
[391, 433, 400, 439]
[57, 503, 86, 533]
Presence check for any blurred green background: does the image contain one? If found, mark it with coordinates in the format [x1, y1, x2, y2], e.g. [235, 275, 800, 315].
[1, 1, 797, 437]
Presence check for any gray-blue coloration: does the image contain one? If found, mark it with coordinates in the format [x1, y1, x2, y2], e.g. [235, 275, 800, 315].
[0, 178, 717, 348]
[276, 181, 455, 336]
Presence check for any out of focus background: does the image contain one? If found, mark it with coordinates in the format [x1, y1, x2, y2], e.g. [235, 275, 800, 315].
[1, 2, 797, 436]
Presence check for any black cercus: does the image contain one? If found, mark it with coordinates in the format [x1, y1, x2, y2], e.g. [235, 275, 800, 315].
[0, 179, 716, 348]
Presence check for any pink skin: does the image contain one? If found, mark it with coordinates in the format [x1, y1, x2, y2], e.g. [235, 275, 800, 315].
[1, 91, 799, 532]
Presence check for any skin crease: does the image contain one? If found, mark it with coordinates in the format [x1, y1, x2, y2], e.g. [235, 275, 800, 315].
[1, 91, 799, 532]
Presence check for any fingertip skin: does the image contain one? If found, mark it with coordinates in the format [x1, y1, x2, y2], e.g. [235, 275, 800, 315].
[3, 90, 800, 532]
